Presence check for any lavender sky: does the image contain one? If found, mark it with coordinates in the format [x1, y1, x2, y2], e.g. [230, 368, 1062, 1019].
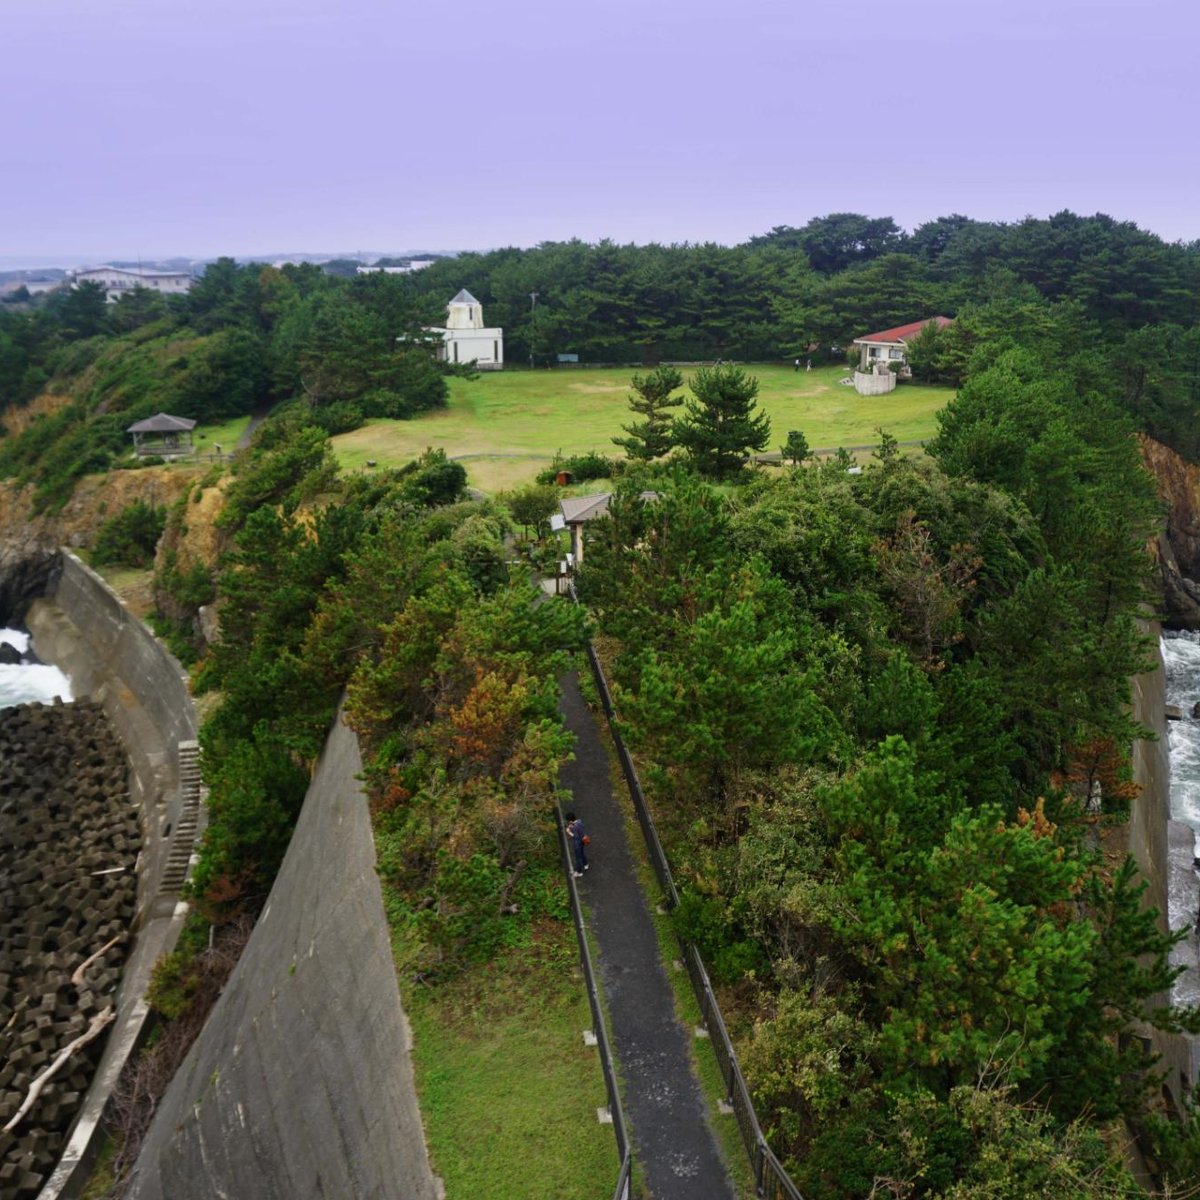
[3, 0, 1198, 262]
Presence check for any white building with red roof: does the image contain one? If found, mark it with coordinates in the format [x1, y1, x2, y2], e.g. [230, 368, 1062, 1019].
[852, 316, 953, 373]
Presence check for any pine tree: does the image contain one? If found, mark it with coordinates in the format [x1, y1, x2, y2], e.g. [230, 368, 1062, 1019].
[611, 365, 683, 460]
[781, 429, 810, 465]
[673, 364, 771, 478]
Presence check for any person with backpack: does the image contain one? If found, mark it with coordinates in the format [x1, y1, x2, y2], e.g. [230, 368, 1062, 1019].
[564, 811, 589, 877]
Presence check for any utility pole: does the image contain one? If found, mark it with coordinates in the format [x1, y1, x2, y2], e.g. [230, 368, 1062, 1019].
[529, 291, 539, 370]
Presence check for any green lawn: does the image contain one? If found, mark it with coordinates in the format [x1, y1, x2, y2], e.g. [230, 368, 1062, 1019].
[143, 414, 250, 470]
[402, 928, 617, 1200]
[193, 413, 251, 454]
[331, 365, 953, 492]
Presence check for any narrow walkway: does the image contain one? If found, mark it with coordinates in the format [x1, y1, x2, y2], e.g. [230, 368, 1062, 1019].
[558, 672, 735, 1200]
[235, 404, 272, 451]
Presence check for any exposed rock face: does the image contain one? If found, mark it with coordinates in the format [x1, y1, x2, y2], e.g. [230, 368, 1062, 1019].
[149, 480, 227, 635]
[1140, 436, 1200, 628]
[0, 544, 60, 628]
[0, 469, 198, 568]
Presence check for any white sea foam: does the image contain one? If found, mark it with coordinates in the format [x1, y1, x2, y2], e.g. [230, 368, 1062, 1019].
[0, 628, 72, 709]
[1161, 631, 1200, 837]
[0, 629, 30, 655]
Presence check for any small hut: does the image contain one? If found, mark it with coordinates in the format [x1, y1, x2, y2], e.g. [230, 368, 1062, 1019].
[126, 413, 197, 457]
[553, 491, 658, 565]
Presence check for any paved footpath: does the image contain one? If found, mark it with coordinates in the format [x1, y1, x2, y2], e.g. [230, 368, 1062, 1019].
[558, 672, 735, 1200]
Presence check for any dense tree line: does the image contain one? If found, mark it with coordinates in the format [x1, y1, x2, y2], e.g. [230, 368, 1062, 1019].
[391, 210, 1200, 369]
[184, 430, 584, 974]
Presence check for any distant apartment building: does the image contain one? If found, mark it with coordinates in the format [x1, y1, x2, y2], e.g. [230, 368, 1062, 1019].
[69, 265, 193, 303]
[356, 260, 436, 275]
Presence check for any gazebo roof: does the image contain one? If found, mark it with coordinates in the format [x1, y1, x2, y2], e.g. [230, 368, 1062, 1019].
[559, 491, 658, 525]
[126, 412, 197, 434]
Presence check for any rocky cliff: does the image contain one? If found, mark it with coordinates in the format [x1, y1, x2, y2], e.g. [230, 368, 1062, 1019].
[1141, 435, 1200, 627]
[0, 471, 199, 557]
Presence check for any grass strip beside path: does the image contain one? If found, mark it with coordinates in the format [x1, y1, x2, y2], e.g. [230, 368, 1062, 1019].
[400, 925, 617, 1200]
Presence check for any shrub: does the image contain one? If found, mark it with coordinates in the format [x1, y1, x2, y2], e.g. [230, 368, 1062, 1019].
[535, 450, 621, 484]
[396, 447, 468, 507]
[188, 737, 310, 907]
[308, 400, 364, 435]
[672, 889, 768, 984]
[91, 500, 167, 568]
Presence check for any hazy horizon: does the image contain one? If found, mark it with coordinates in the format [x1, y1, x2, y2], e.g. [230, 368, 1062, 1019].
[4, 0, 1198, 260]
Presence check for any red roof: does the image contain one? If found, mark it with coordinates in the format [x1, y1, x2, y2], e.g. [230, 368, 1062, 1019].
[854, 316, 953, 345]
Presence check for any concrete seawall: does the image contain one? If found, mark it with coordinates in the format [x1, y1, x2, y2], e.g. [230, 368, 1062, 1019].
[28, 552, 200, 918]
[1129, 629, 1200, 1112]
[11, 551, 201, 1198]
[125, 703, 437, 1200]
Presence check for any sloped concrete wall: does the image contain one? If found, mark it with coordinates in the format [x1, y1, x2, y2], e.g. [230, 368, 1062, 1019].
[1129, 631, 1200, 1112]
[125, 706, 437, 1200]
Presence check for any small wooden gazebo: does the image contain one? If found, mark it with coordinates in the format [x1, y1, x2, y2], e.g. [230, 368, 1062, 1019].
[553, 490, 658, 565]
[126, 412, 197, 457]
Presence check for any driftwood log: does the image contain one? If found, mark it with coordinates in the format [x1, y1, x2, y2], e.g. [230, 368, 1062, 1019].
[2, 1008, 115, 1134]
[70, 935, 124, 987]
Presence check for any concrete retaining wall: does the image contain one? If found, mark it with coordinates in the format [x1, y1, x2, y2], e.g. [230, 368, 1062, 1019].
[28, 552, 199, 918]
[12, 551, 201, 1198]
[853, 369, 897, 396]
[125, 704, 438, 1200]
[1129, 630, 1200, 1113]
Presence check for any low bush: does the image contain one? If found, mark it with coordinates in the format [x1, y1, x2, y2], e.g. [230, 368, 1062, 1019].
[91, 499, 167, 568]
[536, 450, 621, 484]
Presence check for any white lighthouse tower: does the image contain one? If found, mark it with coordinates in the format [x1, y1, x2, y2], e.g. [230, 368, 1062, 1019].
[432, 289, 504, 369]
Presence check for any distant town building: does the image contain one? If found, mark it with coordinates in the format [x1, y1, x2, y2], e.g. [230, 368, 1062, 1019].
[70, 265, 193, 303]
[427, 289, 504, 369]
[356, 260, 436, 275]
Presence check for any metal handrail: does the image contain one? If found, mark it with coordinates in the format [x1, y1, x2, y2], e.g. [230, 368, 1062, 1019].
[611, 1150, 632, 1200]
[583, 642, 679, 906]
[567, 590, 805, 1198]
[556, 804, 632, 1189]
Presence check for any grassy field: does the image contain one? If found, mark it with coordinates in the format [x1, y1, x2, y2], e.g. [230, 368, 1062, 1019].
[402, 928, 617, 1200]
[193, 413, 251, 453]
[331, 364, 953, 492]
[144, 414, 251, 470]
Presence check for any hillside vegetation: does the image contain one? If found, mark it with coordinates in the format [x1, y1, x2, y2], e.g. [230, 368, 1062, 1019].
[4, 210, 1200, 1195]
